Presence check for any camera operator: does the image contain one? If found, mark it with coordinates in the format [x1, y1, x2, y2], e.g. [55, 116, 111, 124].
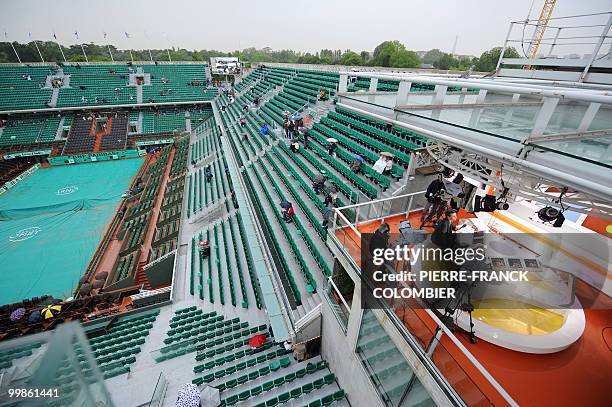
[420, 174, 446, 227]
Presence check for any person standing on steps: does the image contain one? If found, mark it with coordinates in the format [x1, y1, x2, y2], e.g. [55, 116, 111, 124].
[301, 128, 309, 150]
[313, 173, 326, 194]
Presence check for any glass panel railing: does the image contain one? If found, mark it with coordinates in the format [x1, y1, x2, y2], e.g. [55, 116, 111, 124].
[0, 322, 113, 407]
[357, 310, 436, 407]
[334, 191, 515, 406]
[323, 281, 350, 332]
[429, 334, 493, 407]
[148, 371, 168, 407]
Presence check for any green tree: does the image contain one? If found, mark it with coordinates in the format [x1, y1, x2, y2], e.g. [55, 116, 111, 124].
[435, 53, 456, 70]
[298, 53, 321, 64]
[389, 49, 420, 68]
[423, 48, 444, 65]
[372, 40, 406, 67]
[341, 51, 362, 66]
[360, 51, 370, 64]
[474, 47, 520, 72]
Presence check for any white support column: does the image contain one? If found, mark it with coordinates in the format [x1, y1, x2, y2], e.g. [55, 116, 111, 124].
[580, 14, 612, 82]
[476, 89, 488, 103]
[577, 103, 601, 132]
[468, 107, 482, 127]
[530, 97, 560, 138]
[395, 81, 411, 107]
[368, 77, 378, 92]
[432, 85, 448, 105]
[338, 74, 348, 93]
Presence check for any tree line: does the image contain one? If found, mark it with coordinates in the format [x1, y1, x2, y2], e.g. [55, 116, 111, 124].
[0, 40, 520, 73]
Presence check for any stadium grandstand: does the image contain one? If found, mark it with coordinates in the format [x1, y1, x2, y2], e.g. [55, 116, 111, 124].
[0, 5, 611, 407]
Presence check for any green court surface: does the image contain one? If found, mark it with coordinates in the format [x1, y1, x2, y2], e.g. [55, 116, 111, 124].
[0, 158, 144, 304]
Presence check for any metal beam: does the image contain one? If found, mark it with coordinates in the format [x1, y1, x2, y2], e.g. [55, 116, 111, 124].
[529, 96, 559, 138]
[580, 13, 612, 82]
[337, 102, 612, 203]
[338, 72, 612, 105]
[528, 128, 612, 143]
[577, 102, 601, 133]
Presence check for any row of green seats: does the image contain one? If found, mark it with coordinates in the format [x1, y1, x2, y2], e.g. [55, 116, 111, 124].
[97, 347, 140, 364]
[93, 337, 145, 357]
[220, 220, 238, 307]
[282, 88, 312, 105]
[253, 161, 317, 294]
[193, 330, 268, 361]
[195, 355, 290, 385]
[190, 236, 196, 294]
[166, 315, 226, 342]
[103, 365, 130, 380]
[175, 305, 198, 314]
[91, 324, 151, 350]
[330, 109, 421, 153]
[263, 152, 331, 276]
[305, 129, 390, 188]
[301, 389, 347, 407]
[285, 82, 323, 100]
[336, 105, 428, 145]
[162, 323, 267, 357]
[99, 356, 136, 372]
[266, 150, 327, 239]
[167, 314, 233, 337]
[221, 361, 331, 406]
[306, 140, 378, 199]
[312, 122, 403, 178]
[275, 143, 356, 224]
[235, 213, 263, 309]
[194, 344, 283, 373]
[213, 224, 225, 305]
[321, 116, 411, 167]
[170, 308, 208, 323]
[227, 216, 249, 309]
[297, 144, 359, 203]
[242, 168, 302, 303]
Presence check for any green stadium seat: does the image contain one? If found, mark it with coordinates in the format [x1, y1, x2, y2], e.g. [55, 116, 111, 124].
[278, 392, 290, 404]
[302, 382, 314, 394]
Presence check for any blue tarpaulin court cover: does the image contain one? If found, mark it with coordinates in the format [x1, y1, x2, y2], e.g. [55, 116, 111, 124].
[0, 158, 143, 304]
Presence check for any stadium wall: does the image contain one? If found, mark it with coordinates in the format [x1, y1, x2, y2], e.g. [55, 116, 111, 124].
[48, 149, 143, 165]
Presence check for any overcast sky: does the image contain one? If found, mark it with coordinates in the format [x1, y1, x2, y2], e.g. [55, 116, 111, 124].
[1, 0, 610, 56]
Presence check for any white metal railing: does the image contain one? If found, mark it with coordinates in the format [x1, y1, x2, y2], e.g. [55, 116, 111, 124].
[329, 190, 519, 407]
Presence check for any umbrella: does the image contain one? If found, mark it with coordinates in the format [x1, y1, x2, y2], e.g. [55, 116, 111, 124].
[313, 174, 326, 184]
[79, 276, 89, 285]
[290, 114, 303, 121]
[352, 153, 365, 163]
[326, 183, 339, 194]
[380, 151, 394, 158]
[10, 308, 26, 322]
[41, 305, 61, 320]
[28, 310, 41, 324]
[249, 334, 267, 349]
[79, 285, 92, 296]
[92, 280, 104, 289]
[39, 296, 56, 306]
[280, 200, 292, 210]
[176, 383, 200, 407]
[200, 386, 220, 407]
[95, 271, 109, 280]
[326, 137, 338, 143]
